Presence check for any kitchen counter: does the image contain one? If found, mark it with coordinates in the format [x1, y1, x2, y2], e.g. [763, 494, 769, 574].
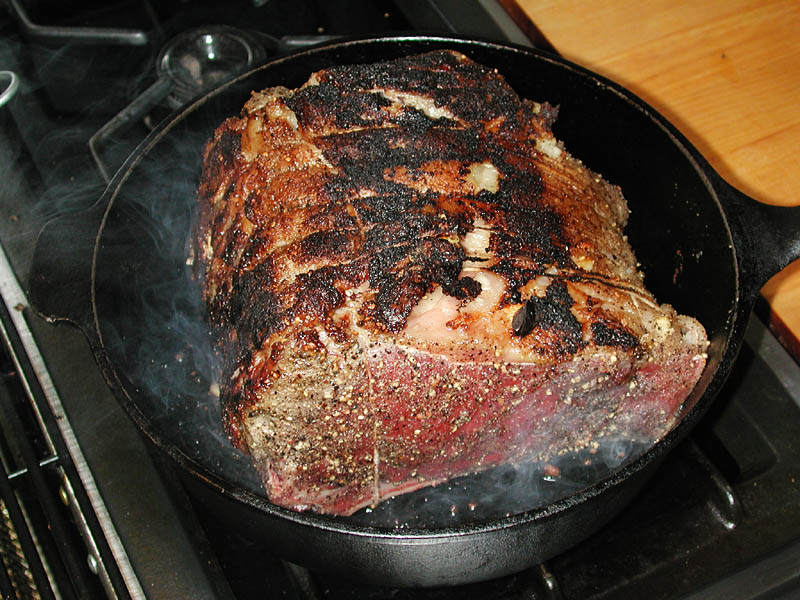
[501, 0, 800, 359]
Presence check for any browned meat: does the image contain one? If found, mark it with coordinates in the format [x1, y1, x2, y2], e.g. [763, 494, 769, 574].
[193, 50, 708, 516]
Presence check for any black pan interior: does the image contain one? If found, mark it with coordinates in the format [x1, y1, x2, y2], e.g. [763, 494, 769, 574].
[91, 37, 736, 530]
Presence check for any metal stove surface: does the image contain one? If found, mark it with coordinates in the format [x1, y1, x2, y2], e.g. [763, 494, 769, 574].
[0, 2, 799, 599]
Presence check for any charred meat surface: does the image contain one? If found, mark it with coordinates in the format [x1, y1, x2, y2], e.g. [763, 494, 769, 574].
[193, 51, 708, 516]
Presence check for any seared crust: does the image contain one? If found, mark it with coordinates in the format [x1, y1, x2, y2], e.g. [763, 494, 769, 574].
[194, 51, 708, 515]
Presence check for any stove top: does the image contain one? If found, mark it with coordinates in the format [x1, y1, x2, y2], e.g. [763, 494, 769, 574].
[0, 2, 799, 599]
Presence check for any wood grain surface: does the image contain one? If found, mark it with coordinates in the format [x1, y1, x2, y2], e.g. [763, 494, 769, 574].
[504, 0, 800, 359]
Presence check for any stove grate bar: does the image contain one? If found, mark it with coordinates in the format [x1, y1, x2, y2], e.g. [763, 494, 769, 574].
[0, 331, 104, 599]
[681, 440, 743, 531]
[0, 242, 142, 599]
[0, 465, 57, 600]
[283, 560, 322, 600]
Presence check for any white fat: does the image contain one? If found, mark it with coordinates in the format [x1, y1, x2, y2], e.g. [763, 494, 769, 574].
[461, 270, 505, 315]
[460, 217, 492, 257]
[536, 136, 562, 159]
[651, 316, 673, 343]
[244, 86, 292, 113]
[331, 282, 375, 350]
[315, 327, 345, 357]
[519, 275, 552, 299]
[202, 232, 213, 261]
[377, 89, 455, 120]
[466, 161, 499, 194]
[677, 315, 708, 348]
[241, 91, 308, 163]
[264, 101, 299, 130]
[404, 287, 461, 341]
[404, 268, 508, 345]
[573, 254, 595, 272]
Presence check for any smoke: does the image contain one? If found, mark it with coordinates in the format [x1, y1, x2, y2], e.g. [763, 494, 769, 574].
[0, 23, 263, 493]
[0, 28, 157, 253]
[90, 112, 266, 493]
[343, 438, 649, 529]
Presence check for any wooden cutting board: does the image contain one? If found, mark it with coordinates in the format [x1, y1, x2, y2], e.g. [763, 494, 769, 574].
[501, 0, 800, 360]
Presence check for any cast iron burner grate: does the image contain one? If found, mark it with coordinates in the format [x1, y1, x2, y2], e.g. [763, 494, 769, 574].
[0, 305, 106, 599]
[0, 257, 140, 599]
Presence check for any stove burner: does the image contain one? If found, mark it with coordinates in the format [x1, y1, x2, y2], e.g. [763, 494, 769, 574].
[158, 26, 265, 109]
[89, 25, 266, 182]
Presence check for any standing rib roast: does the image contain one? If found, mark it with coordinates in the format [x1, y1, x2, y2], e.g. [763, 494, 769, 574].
[192, 50, 708, 516]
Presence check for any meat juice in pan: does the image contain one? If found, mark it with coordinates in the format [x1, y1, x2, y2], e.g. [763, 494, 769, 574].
[191, 51, 708, 517]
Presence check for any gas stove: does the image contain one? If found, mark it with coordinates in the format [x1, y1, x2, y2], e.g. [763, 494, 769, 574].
[0, 2, 799, 599]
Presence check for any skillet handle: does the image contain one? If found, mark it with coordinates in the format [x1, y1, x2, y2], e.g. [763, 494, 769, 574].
[718, 180, 800, 304]
[28, 201, 106, 338]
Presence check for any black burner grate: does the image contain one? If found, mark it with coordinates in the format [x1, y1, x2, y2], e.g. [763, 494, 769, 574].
[0, 297, 133, 600]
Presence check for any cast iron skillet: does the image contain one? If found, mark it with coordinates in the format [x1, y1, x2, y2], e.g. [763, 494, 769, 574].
[28, 36, 800, 587]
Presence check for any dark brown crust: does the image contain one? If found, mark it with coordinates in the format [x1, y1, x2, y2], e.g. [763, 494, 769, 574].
[196, 52, 625, 348]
